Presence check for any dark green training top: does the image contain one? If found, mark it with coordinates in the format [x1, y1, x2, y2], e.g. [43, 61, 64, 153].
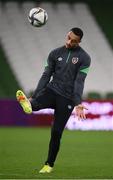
[32, 45, 91, 106]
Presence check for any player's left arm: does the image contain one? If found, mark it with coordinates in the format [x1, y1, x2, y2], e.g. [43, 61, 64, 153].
[74, 54, 91, 120]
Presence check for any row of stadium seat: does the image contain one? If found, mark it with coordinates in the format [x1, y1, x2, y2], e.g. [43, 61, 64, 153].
[0, 2, 112, 94]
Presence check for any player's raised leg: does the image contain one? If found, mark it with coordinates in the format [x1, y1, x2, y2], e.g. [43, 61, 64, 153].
[16, 90, 32, 114]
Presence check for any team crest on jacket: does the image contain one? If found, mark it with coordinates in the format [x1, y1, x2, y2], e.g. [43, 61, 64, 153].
[72, 57, 79, 64]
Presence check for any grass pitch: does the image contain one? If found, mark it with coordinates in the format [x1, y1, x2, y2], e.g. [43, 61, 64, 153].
[0, 127, 113, 179]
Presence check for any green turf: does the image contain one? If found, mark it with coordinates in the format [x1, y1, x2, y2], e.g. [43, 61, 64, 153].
[0, 127, 113, 179]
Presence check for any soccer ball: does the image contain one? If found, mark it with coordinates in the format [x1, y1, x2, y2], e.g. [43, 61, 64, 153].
[28, 7, 48, 27]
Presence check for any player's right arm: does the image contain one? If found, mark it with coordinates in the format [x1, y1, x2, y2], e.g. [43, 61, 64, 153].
[32, 51, 55, 98]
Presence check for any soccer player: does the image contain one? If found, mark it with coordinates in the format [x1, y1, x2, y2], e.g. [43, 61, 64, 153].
[16, 27, 91, 173]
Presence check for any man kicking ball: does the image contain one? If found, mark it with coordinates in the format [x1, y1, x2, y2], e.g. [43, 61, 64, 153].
[16, 27, 91, 173]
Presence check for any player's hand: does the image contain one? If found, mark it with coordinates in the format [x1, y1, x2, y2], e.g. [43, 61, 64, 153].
[75, 104, 88, 120]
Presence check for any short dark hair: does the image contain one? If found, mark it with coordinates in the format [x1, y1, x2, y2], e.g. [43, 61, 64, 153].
[70, 27, 83, 40]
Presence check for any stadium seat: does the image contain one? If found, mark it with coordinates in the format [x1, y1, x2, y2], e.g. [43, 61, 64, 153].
[0, 2, 112, 94]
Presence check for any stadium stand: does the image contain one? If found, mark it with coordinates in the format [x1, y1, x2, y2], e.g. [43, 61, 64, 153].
[0, 1, 112, 96]
[0, 44, 21, 98]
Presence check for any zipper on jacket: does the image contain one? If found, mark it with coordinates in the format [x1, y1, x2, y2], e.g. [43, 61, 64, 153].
[66, 50, 71, 63]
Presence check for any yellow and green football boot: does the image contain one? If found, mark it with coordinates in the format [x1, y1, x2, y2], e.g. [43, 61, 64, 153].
[16, 90, 32, 114]
[39, 165, 53, 173]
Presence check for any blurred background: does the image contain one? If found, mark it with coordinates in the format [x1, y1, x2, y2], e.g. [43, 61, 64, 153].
[0, 0, 113, 179]
[0, 0, 113, 129]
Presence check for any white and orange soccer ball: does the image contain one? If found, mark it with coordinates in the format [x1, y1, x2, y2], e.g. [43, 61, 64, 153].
[28, 7, 48, 27]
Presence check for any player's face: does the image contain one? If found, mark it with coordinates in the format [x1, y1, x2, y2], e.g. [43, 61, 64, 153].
[65, 31, 81, 48]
